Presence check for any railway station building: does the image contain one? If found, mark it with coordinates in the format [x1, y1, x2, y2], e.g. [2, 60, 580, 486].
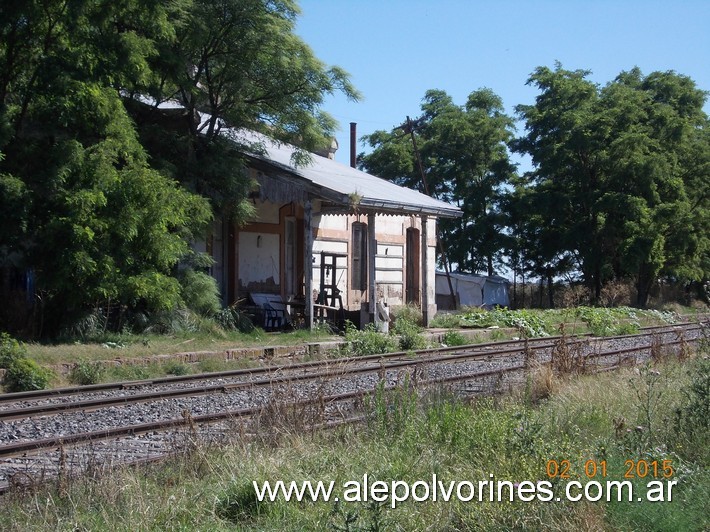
[196, 128, 462, 329]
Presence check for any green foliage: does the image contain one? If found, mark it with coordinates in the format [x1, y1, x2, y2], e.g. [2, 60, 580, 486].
[429, 313, 461, 328]
[441, 330, 468, 347]
[163, 361, 191, 376]
[458, 308, 497, 328]
[1, 332, 52, 391]
[179, 269, 221, 317]
[460, 308, 550, 337]
[0, 332, 26, 368]
[424, 399, 471, 447]
[3, 357, 52, 392]
[141, 308, 219, 336]
[0, 0, 358, 339]
[392, 317, 427, 351]
[361, 88, 515, 274]
[366, 378, 418, 438]
[390, 305, 423, 326]
[69, 360, 106, 385]
[329, 499, 389, 532]
[576, 306, 641, 336]
[0, 359, 708, 530]
[512, 64, 710, 304]
[215, 306, 256, 333]
[107, 364, 151, 382]
[343, 322, 397, 356]
[216, 480, 269, 523]
[673, 359, 710, 463]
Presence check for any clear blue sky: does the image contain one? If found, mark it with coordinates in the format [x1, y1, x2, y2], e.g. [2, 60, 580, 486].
[295, 0, 710, 168]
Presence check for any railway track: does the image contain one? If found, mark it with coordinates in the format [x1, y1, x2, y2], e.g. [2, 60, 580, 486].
[0, 321, 701, 415]
[0, 319, 707, 496]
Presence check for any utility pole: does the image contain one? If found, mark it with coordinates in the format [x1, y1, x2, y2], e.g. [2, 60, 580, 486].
[400, 116, 458, 311]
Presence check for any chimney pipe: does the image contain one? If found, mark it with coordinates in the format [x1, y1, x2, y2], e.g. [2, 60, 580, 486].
[349, 122, 357, 168]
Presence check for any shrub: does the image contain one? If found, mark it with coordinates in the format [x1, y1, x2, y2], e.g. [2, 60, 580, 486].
[495, 309, 550, 337]
[164, 361, 191, 376]
[216, 306, 255, 333]
[3, 358, 52, 392]
[390, 304, 423, 326]
[392, 317, 427, 351]
[69, 360, 106, 385]
[0, 332, 26, 368]
[145, 308, 201, 334]
[576, 306, 642, 336]
[108, 364, 151, 381]
[430, 313, 461, 328]
[179, 269, 221, 317]
[344, 322, 397, 356]
[442, 330, 467, 347]
[459, 308, 497, 328]
[576, 306, 617, 336]
[66, 309, 108, 341]
[460, 308, 550, 337]
[673, 359, 710, 462]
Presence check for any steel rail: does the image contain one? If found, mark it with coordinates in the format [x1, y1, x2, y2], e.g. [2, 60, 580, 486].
[0, 322, 701, 408]
[0, 329, 704, 496]
[1, 333, 702, 456]
[0, 323, 703, 421]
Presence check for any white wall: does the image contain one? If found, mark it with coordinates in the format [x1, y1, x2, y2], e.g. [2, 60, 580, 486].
[238, 232, 280, 289]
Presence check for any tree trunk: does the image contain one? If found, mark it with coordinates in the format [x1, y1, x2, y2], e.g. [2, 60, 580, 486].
[547, 270, 555, 308]
[591, 263, 602, 304]
[635, 263, 654, 308]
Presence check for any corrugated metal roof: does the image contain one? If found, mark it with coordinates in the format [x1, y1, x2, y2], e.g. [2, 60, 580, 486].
[226, 128, 462, 218]
[145, 97, 461, 218]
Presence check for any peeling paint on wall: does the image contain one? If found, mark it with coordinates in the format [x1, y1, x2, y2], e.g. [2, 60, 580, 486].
[238, 232, 280, 288]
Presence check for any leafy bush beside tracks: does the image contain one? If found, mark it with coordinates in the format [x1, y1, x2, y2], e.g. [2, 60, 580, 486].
[1, 332, 53, 392]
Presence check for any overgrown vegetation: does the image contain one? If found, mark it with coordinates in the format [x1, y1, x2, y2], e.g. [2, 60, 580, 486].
[343, 315, 428, 356]
[460, 307, 552, 337]
[1, 332, 52, 392]
[362, 67, 710, 309]
[434, 305, 684, 338]
[343, 322, 398, 356]
[69, 360, 106, 386]
[2, 349, 707, 530]
[441, 330, 468, 347]
[0, 0, 359, 338]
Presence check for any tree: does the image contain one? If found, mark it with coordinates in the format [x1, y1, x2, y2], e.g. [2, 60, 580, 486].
[137, 0, 360, 218]
[512, 64, 608, 300]
[513, 64, 709, 306]
[602, 69, 709, 305]
[0, 0, 359, 336]
[360, 88, 516, 275]
[502, 176, 576, 308]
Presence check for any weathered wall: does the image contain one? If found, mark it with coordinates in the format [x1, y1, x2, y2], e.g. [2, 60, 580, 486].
[238, 232, 280, 293]
[203, 200, 439, 316]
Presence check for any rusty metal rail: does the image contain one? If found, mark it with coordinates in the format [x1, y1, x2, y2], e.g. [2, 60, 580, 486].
[0, 320, 706, 496]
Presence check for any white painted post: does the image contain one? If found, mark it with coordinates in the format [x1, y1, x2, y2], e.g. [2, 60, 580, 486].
[368, 212, 377, 325]
[421, 215, 430, 327]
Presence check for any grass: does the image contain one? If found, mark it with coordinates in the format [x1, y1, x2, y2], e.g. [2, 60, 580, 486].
[23, 327, 337, 366]
[433, 305, 702, 339]
[2, 345, 707, 531]
[5, 304, 704, 391]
